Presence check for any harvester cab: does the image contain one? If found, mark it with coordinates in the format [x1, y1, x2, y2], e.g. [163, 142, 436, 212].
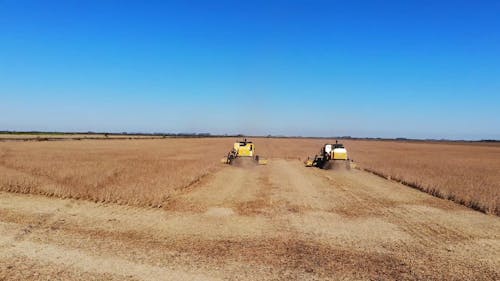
[221, 139, 267, 165]
[305, 140, 350, 169]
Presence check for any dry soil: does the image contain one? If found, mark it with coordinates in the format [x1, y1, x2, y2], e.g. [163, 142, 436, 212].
[0, 159, 499, 280]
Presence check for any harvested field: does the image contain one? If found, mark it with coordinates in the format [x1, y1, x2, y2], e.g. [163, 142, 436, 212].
[0, 138, 499, 280]
[0, 159, 499, 280]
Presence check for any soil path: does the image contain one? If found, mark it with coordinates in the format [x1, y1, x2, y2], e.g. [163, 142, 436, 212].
[1, 159, 499, 280]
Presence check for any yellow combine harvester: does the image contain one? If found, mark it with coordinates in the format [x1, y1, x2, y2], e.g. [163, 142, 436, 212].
[221, 138, 267, 165]
[305, 140, 350, 169]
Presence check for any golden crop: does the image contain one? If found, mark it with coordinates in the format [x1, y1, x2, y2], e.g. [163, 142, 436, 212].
[1, 137, 498, 214]
[343, 140, 500, 215]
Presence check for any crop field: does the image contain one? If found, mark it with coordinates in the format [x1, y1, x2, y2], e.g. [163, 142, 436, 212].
[343, 140, 500, 215]
[0, 133, 163, 140]
[0, 138, 229, 206]
[0, 137, 499, 280]
[1, 138, 498, 213]
[0, 138, 337, 206]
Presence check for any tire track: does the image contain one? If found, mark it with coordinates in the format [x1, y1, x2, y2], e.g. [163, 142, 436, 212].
[0, 159, 499, 280]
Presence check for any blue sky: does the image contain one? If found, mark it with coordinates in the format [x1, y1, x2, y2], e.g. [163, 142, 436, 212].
[1, 0, 499, 139]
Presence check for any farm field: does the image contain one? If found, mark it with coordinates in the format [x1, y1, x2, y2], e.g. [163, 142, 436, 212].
[0, 138, 499, 280]
[0, 133, 163, 140]
[2, 137, 498, 214]
[343, 140, 500, 215]
[3, 0, 498, 280]
[0, 138, 340, 207]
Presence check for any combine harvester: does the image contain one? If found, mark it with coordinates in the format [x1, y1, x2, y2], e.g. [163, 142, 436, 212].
[221, 138, 267, 165]
[304, 140, 352, 170]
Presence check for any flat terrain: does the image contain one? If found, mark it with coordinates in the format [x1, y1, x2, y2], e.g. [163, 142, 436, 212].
[344, 140, 500, 215]
[0, 133, 162, 140]
[1, 159, 499, 280]
[2, 138, 499, 214]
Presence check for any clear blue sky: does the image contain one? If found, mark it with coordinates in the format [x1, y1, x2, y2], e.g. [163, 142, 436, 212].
[1, 0, 499, 139]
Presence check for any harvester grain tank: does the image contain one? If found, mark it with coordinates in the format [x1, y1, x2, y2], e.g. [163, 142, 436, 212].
[221, 138, 267, 165]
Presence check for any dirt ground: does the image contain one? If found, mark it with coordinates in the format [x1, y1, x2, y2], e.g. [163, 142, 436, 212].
[0, 159, 499, 280]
